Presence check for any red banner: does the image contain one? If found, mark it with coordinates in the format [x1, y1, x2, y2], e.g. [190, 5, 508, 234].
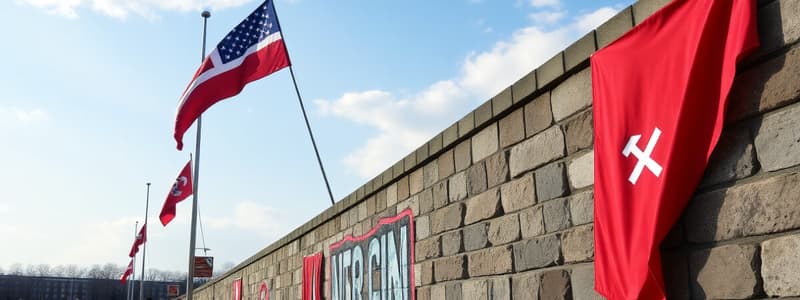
[302, 252, 323, 300]
[232, 278, 242, 300]
[194, 256, 213, 278]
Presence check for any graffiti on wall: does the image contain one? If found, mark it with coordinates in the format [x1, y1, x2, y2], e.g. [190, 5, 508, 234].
[303, 252, 323, 300]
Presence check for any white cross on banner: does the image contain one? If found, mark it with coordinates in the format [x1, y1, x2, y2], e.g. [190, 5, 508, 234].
[622, 127, 663, 184]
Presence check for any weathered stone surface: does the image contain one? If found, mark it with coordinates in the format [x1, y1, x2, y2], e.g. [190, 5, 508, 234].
[468, 246, 514, 277]
[632, 0, 671, 24]
[431, 203, 464, 234]
[543, 198, 571, 233]
[405, 152, 417, 173]
[417, 286, 430, 300]
[512, 272, 540, 300]
[462, 279, 489, 300]
[513, 70, 537, 104]
[486, 151, 509, 189]
[535, 162, 568, 202]
[463, 223, 490, 251]
[449, 172, 467, 203]
[459, 112, 475, 138]
[475, 101, 493, 128]
[513, 235, 561, 271]
[417, 215, 431, 240]
[455, 140, 472, 172]
[729, 45, 800, 121]
[410, 169, 424, 195]
[538, 53, 564, 88]
[434, 255, 467, 282]
[499, 109, 525, 149]
[490, 277, 511, 300]
[439, 149, 455, 180]
[520, 206, 545, 238]
[500, 174, 536, 213]
[441, 230, 463, 256]
[540, 270, 572, 300]
[689, 244, 760, 299]
[446, 282, 462, 300]
[418, 261, 434, 285]
[467, 162, 488, 196]
[510, 127, 566, 177]
[430, 133, 444, 155]
[564, 109, 593, 154]
[757, 0, 800, 55]
[473, 123, 499, 163]
[701, 126, 759, 187]
[685, 172, 800, 243]
[431, 284, 446, 300]
[397, 194, 419, 216]
[419, 188, 434, 215]
[569, 191, 594, 226]
[755, 103, 800, 171]
[571, 265, 603, 300]
[596, 6, 633, 48]
[424, 161, 439, 189]
[493, 87, 513, 117]
[465, 188, 501, 225]
[568, 150, 594, 189]
[398, 176, 410, 201]
[525, 92, 553, 137]
[552, 68, 592, 122]
[488, 214, 521, 245]
[565, 32, 596, 70]
[433, 181, 449, 209]
[561, 225, 594, 263]
[387, 183, 398, 206]
[761, 234, 800, 297]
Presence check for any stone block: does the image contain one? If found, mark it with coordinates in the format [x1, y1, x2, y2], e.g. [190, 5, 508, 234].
[689, 244, 760, 299]
[512, 272, 540, 300]
[405, 152, 417, 173]
[398, 176, 410, 200]
[540, 270, 571, 300]
[449, 171, 467, 203]
[499, 109, 525, 149]
[761, 234, 800, 297]
[571, 265, 603, 300]
[632, 0, 671, 24]
[488, 214, 521, 245]
[424, 161, 438, 189]
[459, 111, 476, 138]
[512, 70, 537, 104]
[455, 140, 472, 172]
[418, 261, 434, 286]
[500, 174, 536, 213]
[538, 53, 565, 88]
[431, 284, 446, 300]
[463, 223, 490, 251]
[465, 188, 501, 225]
[564, 109, 593, 154]
[729, 45, 800, 121]
[685, 172, 800, 243]
[543, 198, 571, 233]
[486, 151, 509, 189]
[513, 235, 561, 271]
[596, 6, 633, 48]
[535, 162, 568, 202]
[430, 133, 443, 155]
[467, 162, 488, 196]
[561, 225, 594, 263]
[490, 277, 511, 300]
[565, 33, 596, 71]
[446, 282, 462, 300]
[431, 203, 464, 234]
[410, 168, 424, 195]
[472, 123, 499, 164]
[569, 191, 594, 226]
[520, 206, 545, 238]
[439, 149, 455, 180]
[433, 181, 449, 209]
[493, 87, 513, 117]
[525, 92, 553, 137]
[567, 150, 594, 189]
[419, 188, 434, 215]
[462, 279, 489, 300]
[434, 255, 467, 282]
[757, 0, 800, 55]
[701, 126, 759, 187]
[755, 103, 800, 171]
[441, 230, 463, 256]
[510, 126, 566, 177]
[468, 245, 514, 277]
[387, 183, 398, 206]
[417, 286, 430, 300]
[475, 100, 493, 128]
[552, 68, 592, 122]
[444, 123, 459, 148]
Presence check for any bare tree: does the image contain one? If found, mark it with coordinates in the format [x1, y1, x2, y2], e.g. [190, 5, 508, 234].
[64, 264, 84, 278]
[8, 263, 23, 275]
[51, 265, 66, 277]
[35, 264, 51, 277]
[0, 265, 4, 275]
[24, 264, 36, 276]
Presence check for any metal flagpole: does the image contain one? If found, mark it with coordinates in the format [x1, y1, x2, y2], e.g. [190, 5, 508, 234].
[139, 182, 151, 300]
[271, 1, 335, 205]
[187, 11, 210, 300]
[128, 221, 138, 300]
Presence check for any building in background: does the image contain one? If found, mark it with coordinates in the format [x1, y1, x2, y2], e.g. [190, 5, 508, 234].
[0, 275, 184, 300]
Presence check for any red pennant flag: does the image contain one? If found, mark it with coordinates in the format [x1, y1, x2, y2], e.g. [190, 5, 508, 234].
[128, 224, 147, 258]
[173, 0, 290, 150]
[159, 160, 194, 226]
[120, 259, 134, 284]
[592, 0, 759, 299]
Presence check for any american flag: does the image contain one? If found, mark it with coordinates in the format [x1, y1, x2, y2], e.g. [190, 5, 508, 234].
[174, 0, 290, 150]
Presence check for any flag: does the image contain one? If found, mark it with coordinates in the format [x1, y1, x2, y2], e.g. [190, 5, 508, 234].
[174, 0, 291, 150]
[591, 0, 759, 299]
[120, 259, 134, 284]
[159, 160, 194, 226]
[128, 224, 147, 258]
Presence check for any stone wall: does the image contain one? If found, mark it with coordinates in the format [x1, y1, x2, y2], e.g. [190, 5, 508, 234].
[187, 0, 800, 298]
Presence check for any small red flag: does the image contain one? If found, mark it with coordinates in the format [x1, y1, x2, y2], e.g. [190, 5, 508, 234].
[128, 224, 147, 258]
[159, 160, 194, 226]
[120, 259, 134, 284]
[592, 0, 759, 299]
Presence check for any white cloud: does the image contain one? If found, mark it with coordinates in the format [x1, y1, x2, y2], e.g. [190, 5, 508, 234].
[16, 0, 81, 18]
[205, 201, 287, 237]
[574, 7, 619, 32]
[16, 0, 256, 20]
[14, 109, 48, 122]
[529, 10, 566, 25]
[530, 0, 561, 8]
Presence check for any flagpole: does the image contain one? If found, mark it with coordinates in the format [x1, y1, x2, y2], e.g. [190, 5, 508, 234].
[128, 221, 138, 300]
[186, 11, 210, 300]
[271, 1, 335, 205]
[139, 182, 151, 300]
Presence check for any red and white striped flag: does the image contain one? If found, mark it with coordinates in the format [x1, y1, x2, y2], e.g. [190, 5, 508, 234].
[120, 259, 134, 284]
[128, 224, 147, 258]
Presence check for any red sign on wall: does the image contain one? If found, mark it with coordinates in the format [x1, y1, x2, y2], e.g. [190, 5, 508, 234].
[302, 252, 323, 300]
[167, 284, 179, 297]
[194, 256, 214, 278]
[232, 278, 242, 300]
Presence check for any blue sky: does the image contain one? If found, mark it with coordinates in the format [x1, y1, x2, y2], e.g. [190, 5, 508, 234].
[0, 0, 632, 274]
